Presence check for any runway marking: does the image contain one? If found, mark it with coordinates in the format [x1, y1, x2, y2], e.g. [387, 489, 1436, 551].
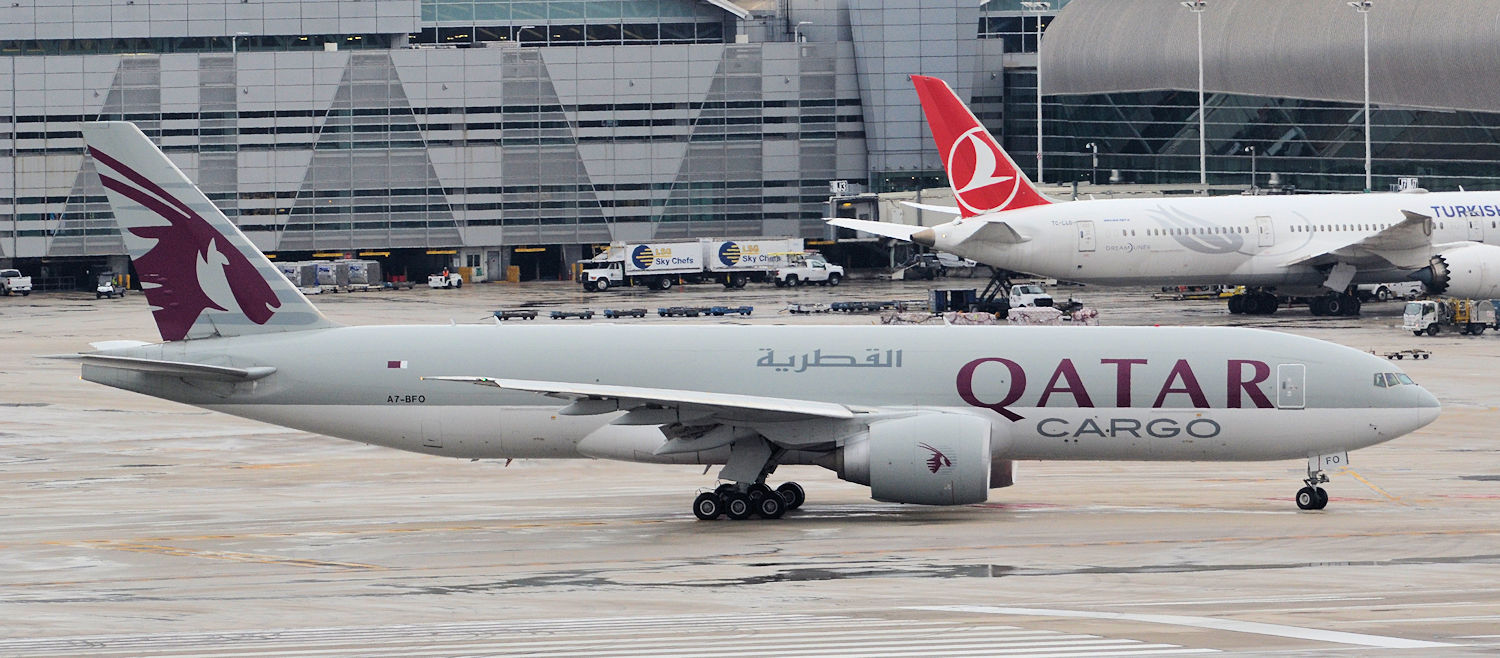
[913, 605, 1452, 649]
[0, 613, 1214, 657]
[52, 540, 382, 571]
[1337, 467, 1403, 503]
[1101, 595, 1384, 607]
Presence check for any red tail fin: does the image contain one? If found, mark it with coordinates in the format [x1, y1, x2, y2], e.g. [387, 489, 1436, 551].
[912, 75, 1050, 217]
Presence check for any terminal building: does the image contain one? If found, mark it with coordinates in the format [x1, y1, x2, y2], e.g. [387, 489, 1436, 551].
[2, 0, 1499, 287]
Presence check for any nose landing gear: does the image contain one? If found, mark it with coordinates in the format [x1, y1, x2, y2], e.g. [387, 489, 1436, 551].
[1296, 466, 1331, 510]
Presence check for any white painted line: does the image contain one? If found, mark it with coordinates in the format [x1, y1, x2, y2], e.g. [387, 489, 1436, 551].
[661, 647, 1216, 658]
[50, 630, 1093, 658]
[1102, 595, 1384, 607]
[234, 640, 1201, 658]
[912, 605, 1453, 649]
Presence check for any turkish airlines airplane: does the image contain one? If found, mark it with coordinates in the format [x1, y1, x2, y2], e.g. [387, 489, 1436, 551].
[60, 122, 1438, 519]
[832, 75, 1500, 316]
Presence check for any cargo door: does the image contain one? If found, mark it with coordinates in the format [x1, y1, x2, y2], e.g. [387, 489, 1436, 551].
[1255, 216, 1275, 247]
[1076, 220, 1096, 252]
[1276, 364, 1305, 410]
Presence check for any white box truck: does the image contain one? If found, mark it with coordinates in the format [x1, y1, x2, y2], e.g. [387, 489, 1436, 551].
[579, 238, 801, 292]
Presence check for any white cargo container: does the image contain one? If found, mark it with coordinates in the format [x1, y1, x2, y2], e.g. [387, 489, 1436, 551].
[579, 238, 802, 292]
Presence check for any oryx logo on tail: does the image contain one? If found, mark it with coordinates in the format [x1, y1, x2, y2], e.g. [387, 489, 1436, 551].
[88, 146, 281, 341]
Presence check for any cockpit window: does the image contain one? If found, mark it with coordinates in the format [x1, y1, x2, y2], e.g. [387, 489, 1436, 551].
[1375, 372, 1415, 387]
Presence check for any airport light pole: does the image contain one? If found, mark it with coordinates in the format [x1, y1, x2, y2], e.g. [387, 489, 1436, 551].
[1181, 0, 1207, 189]
[1349, 1, 1372, 192]
[1084, 142, 1098, 185]
[793, 20, 811, 43]
[1021, 1, 1050, 184]
[1244, 145, 1256, 192]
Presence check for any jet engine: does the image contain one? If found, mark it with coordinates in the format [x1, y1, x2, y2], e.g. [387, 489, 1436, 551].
[1410, 244, 1500, 298]
[828, 413, 1003, 505]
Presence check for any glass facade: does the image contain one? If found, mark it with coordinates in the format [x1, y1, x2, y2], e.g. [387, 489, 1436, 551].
[1021, 89, 1500, 192]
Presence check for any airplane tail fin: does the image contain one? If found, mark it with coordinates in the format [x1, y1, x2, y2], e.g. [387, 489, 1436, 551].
[81, 122, 338, 342]
[911, 75, 1050, 217]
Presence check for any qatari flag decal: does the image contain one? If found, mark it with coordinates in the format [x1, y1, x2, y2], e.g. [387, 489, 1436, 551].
[387, 360, 408, 369]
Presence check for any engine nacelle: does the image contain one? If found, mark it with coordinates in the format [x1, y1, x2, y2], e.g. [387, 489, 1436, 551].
[832, 413, 997, 505]
[1410, 244, 1500, 298]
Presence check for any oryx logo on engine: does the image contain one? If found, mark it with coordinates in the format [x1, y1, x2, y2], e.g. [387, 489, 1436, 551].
[918, 442, 952, 474]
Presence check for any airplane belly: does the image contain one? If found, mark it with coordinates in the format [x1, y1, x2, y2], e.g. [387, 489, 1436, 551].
[198, 404, 603, 459]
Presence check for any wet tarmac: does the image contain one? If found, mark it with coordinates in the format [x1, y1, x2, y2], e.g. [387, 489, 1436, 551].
[2, 276, 1498, 656]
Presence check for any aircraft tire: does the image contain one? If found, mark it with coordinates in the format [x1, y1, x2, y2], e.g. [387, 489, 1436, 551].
[1227, 296, 1244, 314]
[755, 492, 786, 519]
[776, 482, 805, 510]
[1296, 486, 1320, 510]
[1344, 296, 1361, 316]
[1323, 296, 1344, 316]
[1314, 487, 1330, 510]
[693, 492, 723, 520]
[1260, 294, 1280, 315]
[724, 493, 753, 520]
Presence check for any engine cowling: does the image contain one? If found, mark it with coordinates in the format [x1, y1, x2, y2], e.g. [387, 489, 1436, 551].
[830, 413, 999, 505]
[1410, 244, 1500, 298]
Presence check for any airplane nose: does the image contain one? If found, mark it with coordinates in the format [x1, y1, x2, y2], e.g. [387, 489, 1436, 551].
[1413, 385, 1441, 428]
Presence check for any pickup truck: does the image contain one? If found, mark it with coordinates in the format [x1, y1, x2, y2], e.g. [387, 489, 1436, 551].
[773, 253, 844, 287]
[0, 268, 32, 296]
[1009, 283, 1054, 308]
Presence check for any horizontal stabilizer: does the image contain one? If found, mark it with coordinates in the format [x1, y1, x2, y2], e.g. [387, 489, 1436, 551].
[900, 201, 963, 215]
[827, 218, 929, 241]
[47, 354, 276, 382]
[971, 221, 1028, 245]
[423, 376, 859, 420]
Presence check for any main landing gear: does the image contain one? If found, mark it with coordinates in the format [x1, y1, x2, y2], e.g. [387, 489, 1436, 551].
[1227, 290, 1279, 315]
[1308, 291, 1361, 317]
[693, 481, 805, 521]
[1296, 465, 1330, 511]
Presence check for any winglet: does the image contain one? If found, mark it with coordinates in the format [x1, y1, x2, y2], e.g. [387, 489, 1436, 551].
[81, 122, 337, 342]
[911, 75, 1050, 217]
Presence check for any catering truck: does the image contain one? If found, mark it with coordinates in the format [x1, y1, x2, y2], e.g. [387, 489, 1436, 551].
[579, 238, 801, 292]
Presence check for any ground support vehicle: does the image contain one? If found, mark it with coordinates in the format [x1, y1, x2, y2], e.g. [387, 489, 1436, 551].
[95, 274, 126, 299]
[602, 308, 647, 319]
[1009, 284, 1054, 308]
[1403, 299, 1497, 336]
[657, 306, 703, 317]
[549, 310, 595, 320]
[493, 309, 538, 321]
[1358, 281, 1425, 302]
[1, 268, 32, 296]
[786, 303, 830, 314]
[706, 305, 753, 316]
[1384, 349, 1432, 360]
[429, 272, 463, 289]
[832, 301, 897, 313]
[580, 238, 801, 292]
[772, 253, 844, 287]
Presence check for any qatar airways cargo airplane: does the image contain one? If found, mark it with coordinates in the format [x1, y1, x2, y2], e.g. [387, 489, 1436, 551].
[831, 75, 1500, 316]
[59, 122, 1438, 519]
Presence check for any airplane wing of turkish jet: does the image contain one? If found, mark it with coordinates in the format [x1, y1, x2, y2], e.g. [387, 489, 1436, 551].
[1278, 210, 1439, 268]
[827, 217, 931, 241]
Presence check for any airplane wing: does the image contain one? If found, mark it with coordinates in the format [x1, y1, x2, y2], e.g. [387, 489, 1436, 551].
[423, 376, 864, 422]
[46, 354, 277, 382]
[900, 201, 962, 215]
[1278, 210, 1435, 268]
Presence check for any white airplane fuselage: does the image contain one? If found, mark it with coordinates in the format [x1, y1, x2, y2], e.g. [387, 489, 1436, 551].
[83, 324, 1439, 465]
[925, 190, 1500, 293]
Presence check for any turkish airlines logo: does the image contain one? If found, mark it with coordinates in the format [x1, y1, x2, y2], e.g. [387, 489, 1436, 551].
[918, 442, 952, 474]
[948, 127, 1018, 215]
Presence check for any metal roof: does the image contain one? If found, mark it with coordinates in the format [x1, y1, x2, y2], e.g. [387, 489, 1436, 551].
[1041, 0, 1500, 112]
